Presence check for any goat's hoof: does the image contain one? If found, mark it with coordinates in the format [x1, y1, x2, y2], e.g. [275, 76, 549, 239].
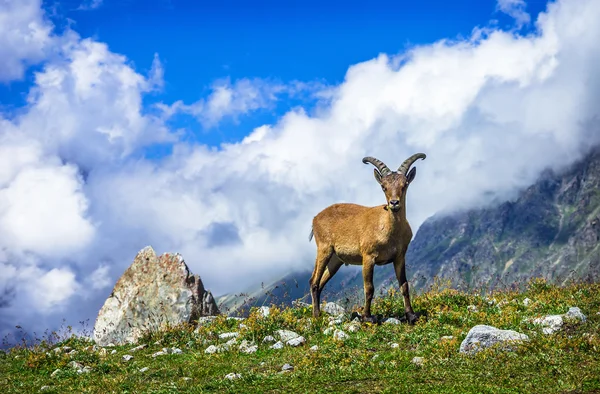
[407, 312, 419, 325]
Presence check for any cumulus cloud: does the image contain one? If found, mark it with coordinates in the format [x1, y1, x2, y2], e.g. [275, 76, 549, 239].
[0, 0, 53, 82]
[157, 77, 330, 128]
[3, 0, 600, 343]
[496, 0, 531, 28]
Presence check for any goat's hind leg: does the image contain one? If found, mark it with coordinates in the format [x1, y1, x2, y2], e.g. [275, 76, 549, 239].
[309, 247, 333, 318]
[393, 255, 418, 325]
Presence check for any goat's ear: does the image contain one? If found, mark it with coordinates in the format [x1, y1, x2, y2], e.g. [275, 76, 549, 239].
[373, 169, 382, 184]
[406, 167, 417, 184]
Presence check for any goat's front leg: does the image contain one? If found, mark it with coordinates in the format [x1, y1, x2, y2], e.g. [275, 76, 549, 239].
[393, 254, 418, 325]
[361, 256, 376, 323]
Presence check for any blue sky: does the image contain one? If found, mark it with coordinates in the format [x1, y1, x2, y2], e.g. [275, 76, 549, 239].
[2, 0, 548, 148]
[4, 0, 600, 342]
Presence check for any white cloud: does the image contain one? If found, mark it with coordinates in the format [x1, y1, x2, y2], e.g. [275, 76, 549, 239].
[158, 77, 331, 128]
[3, 0, 600, 342]
[496, 0, 531, 28]
[77, 0, 103, 11]
[0, 0, 53, 82]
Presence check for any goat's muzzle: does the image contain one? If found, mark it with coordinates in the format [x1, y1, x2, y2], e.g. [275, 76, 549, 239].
[389, 200, 401, 212]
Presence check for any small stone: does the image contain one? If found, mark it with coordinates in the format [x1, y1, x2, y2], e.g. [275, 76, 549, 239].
[204, 345, 219, 354]
[68, 350, 78, 357]
[372, 354, 379, 361]
[384, 318, 401, 325]
[328, 318, 343, 326]
[51, 369, 61, 378]
[219, 332, 239, 340]
[310, 345, 319, 351]
[80, 366, 92, 374]
[68, 361, 83, 370]
[40, 386, 50, 391]
[52, 347, 61, 354]
[62, 346, 72, 353]
[276, 330, 300, 342]
[347, 324, 360, 333]
[411, 357, 424, 367]
[566, 307, 587, 322]
[239, 323, 248, 329]
[440, 336, 454, 341]
[270, 341, 284, 350]
[152, 350, 167, 358]
[390, 343, 399, 349]
[460, 325, 529, 354]
[282, 363, 294, 372]
[225, 372, 242, 380]
[286, 336, 306, 347]
[172, 348, 182, 354]
[139, 367, 149, 373]
[122, 354, 134, 361]
[182, 377, 192, 381]
[130, 344, 147, 352]
[333, 329, 349, 341]
[98, 348, 108, 357]
[225, 338, 238, 348]
[523, 298, 532, 306]
[262, 335, 275, 343]
[323, 327, 334, 335]
[111, 350, 117, 355]
[323, 302, 345, 316]
[467, 305, 478, 313]
[533, 315, 564, 335]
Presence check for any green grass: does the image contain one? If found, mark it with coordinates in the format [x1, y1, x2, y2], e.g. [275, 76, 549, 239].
[2, 278, 600, 393]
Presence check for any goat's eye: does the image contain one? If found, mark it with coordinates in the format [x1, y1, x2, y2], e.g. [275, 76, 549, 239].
[381, 185, 386, 191]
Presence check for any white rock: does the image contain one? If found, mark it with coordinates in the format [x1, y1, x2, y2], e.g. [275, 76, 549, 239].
[523, 298, 532, 306]
[239, 323, 248, 329]
[411, 357, 424, 366]
[172, 348, 182, 354]
[390, 343, 399, 349]
[219, 332, 239, 340]
[310, 345, 319, 351]
[262, 335, 275, 343]
[241, 345, 258, 354]
[111, 350, 117, 355]
[440, 336, 454, 341]
[323, 327, 334, 335]
[122, 354, 134, 361]
[333, 329, 349, 341]
[98, 348, 108, 357]
[459, 325, 529, 354]
[68, 361, 83, 370]
[79, 366, 92, 374]
[384, 318, 401, 325]
[139, 367, 149, 373]
[51, 369, 61, 378]
[533, 315, 564, 335]
[467, 305, 478, 313]
[347, 324, 360, 333]
[270, 341, 284, 350]
[152, 350, 167, 357]
[258, 306, 270, 317]
[130, 344, 147, 352]
[225, 338, 238, 347]
[204, 345, 219, 354]
[286, 336, 306, 347]
[276, 329, 300, 342]
[225, 373, 242, 380]
[323, 302, 345, 317]
[40, 386, 50, 391]
[328, 319, 343, 326]
[282, 363, 294, 372]
[566, 307, 587, 322]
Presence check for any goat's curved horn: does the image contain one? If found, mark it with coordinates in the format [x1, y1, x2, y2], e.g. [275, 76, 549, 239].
[398, 153, 426, 175]
[362, 156, 392, 177]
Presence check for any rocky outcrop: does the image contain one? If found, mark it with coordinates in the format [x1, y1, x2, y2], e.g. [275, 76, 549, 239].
[459, 325, 529, 354]
[93, 246, 219, 346]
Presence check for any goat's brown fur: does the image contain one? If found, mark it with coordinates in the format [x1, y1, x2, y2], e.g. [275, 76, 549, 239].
[309, 153, 426, 324]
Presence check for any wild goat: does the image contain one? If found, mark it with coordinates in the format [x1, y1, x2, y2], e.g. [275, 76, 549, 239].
[308, 153, 426, 324]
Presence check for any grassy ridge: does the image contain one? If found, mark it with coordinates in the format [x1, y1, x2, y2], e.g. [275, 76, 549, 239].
[2, 278, 600, 393]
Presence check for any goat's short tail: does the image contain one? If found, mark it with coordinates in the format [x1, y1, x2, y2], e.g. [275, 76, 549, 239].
[308, 227, 314, 242]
